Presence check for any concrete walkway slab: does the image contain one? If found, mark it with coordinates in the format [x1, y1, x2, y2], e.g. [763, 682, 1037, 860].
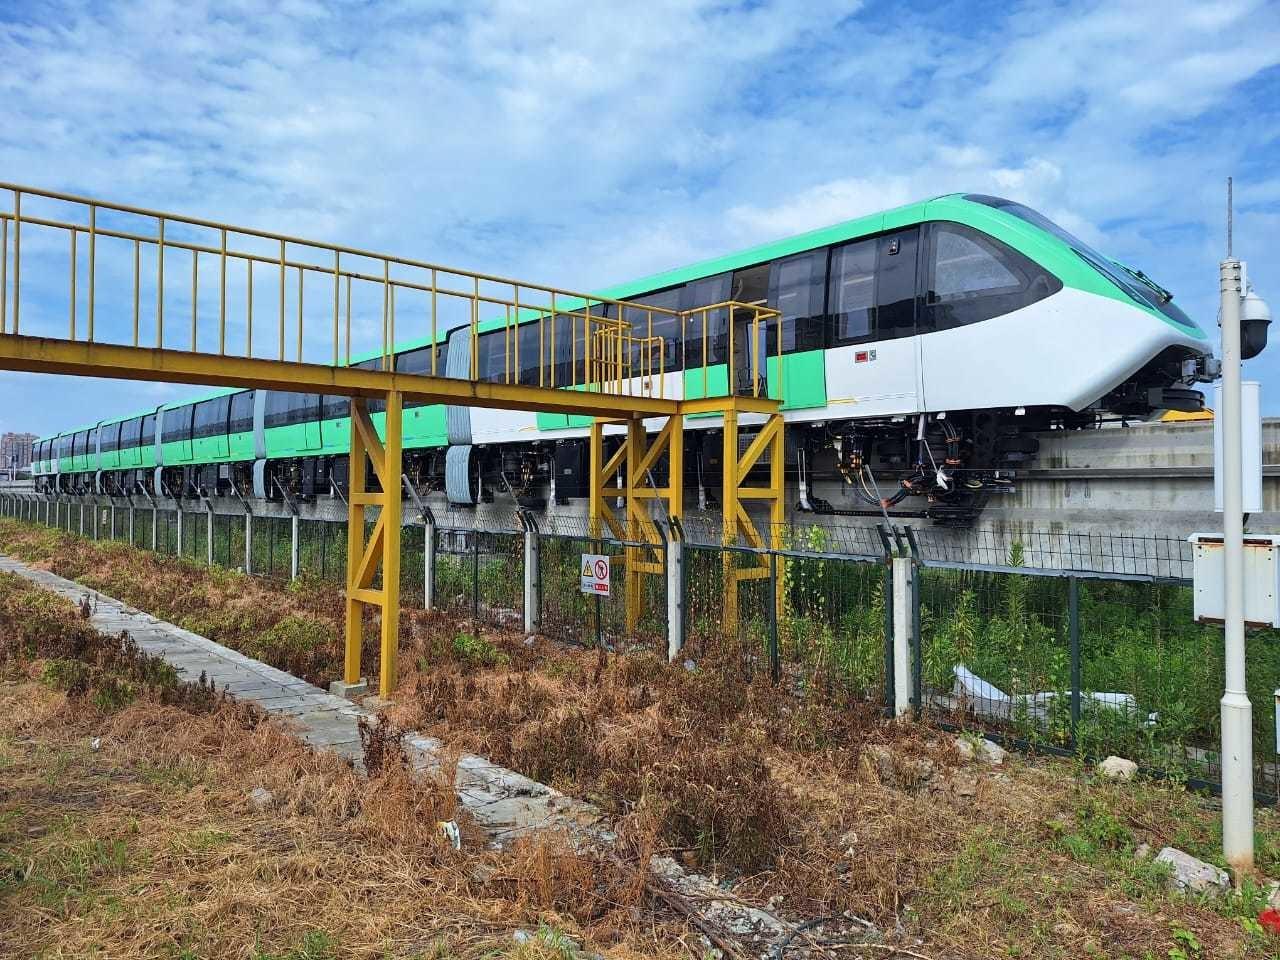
[0, 554, 603, 843]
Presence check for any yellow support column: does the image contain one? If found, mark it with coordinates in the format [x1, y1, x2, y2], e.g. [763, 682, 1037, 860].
[381, 391, 404, 695]
[343, 391, 404, 698]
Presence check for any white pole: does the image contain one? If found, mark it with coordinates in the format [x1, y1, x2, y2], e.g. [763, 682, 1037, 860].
[423, 518, 436, 609]
[523, 527, 539, 635]
[244, 513, 253, 573]
[892, 554, 912, 716]
[290, 514, 300, 580]
[667, 538, 684, 662]
[1219, 257, 1254, 875]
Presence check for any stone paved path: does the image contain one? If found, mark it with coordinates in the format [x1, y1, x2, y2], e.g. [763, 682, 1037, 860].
[0, 555, 602, 843]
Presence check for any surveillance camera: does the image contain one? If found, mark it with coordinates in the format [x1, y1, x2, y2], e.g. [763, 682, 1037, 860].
[1242, 285, 1270, 360]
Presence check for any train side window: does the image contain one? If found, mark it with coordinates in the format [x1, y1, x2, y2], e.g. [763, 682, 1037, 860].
[555, 308, 586, 384]
[622, 288, 681, 373]
[395, 348, 432, 407]
[473, 329, 507, 382]
[163, 406, 193, 442]
[767, 252, 826, 354]
[352, 359, 387, 413]
[121, 418, 141, 449]
[681, 273, 731, 368]
[920, 222, 1062, 332]
[193, 397, 230, 440]
[321, 395, 348, 420]
[141, 415, 156, 448]
[829, 239, 878, 345]
[518, 321, 542, 386]
[228, 392, 255, 433]
[264, 391, 318, 428]
[102, 423, 121, 453]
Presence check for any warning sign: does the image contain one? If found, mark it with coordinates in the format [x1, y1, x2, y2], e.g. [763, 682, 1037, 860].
[580, 554, 611, 597]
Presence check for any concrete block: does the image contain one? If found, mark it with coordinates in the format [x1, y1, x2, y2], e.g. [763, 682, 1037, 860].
[1097, 755, 1138, 781]
[328, 678, 368, 699]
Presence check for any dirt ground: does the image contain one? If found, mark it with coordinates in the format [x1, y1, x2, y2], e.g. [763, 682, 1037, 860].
[2, 520, 1279, 959]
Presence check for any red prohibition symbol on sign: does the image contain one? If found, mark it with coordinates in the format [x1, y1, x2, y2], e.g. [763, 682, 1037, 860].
[594, 559, 608, 580]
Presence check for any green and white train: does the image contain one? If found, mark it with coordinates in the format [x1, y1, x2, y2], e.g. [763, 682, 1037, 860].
[30, 193, 1218, 525]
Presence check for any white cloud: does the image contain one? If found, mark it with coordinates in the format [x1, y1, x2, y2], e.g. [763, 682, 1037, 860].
[1, 0, 1279, 430]
[727, 177, 916, 238]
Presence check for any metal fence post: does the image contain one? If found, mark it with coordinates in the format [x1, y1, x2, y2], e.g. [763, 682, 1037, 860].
[768, 550, 780, 684]
[207, 505, 215, 566]
[244, 512, 252, 573]
[523, 517, 540, 635]
[151, 506, 158, 552]
[472, 534, 480, 623]
[128, 504, 135, 545]
[667, 529, 684, 662]
[423, 516, 436, 609]
[891, 554, 913, 717]
[877, 527, 896, 717]
[290, 514, 300, 580]
[1069, 575, 1081, 747]
[176, 507, 183, 556]
[78, 501, 85, 537]
[911, 554, 923, 717]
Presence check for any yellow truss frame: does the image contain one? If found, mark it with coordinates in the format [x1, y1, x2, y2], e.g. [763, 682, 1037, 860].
[588, 415, 685, 630]
[720, 403, 786, 635]
[343, 393, 403, 697]
[587, 395, 784, 639]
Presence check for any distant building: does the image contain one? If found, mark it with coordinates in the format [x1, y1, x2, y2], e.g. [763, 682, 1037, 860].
[0, 432, 37, 473]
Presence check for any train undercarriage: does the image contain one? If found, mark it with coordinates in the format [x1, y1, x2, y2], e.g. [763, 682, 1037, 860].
[66, 403, 1168, 528]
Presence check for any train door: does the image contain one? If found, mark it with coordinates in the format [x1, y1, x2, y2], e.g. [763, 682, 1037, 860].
[825, 227, 921, 417]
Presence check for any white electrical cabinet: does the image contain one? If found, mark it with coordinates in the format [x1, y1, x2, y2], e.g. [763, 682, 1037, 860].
[1213, 381, 1263, 514]
[1189, 533, 1280, 628]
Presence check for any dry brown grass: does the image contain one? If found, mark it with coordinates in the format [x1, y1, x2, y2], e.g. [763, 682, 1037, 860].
[3, 518, 1279, 958]
[0, 571, 693, 959]
[388, 633, 1280, 959]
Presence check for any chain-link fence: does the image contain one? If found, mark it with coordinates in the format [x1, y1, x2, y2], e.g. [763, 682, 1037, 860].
[299, 517, 345, 584]
[1, 492, 1276, 803]
[432, 528, 525, 632]
[538, 532, 667, 651]
[916, 563, 1280, 803]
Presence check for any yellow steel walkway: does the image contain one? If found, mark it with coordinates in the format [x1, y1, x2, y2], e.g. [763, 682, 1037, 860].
[0, 183, 785, 695]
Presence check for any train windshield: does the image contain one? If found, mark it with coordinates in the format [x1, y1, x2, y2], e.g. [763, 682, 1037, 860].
[965, 194, 1199, 333]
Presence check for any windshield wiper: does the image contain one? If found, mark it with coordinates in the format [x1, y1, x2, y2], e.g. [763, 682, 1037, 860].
[1119, 263, 1173, 304]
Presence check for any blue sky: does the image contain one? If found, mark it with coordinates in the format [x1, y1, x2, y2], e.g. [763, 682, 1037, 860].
[1, 0, 1279, 433]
